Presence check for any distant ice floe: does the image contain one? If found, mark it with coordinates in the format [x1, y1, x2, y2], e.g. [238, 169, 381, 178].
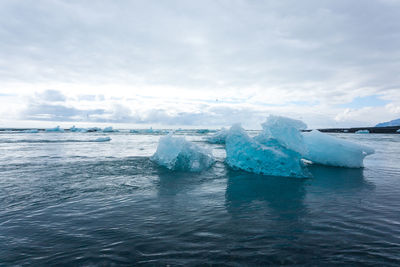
[2, 137, 111, 143]
[69, 126, 88, 132]
[303, 130, 375, 168]
[93, 137, 111, 142]
[397, 129, 400, 133]
[103, 126, 119, 133]
[45, 126, 64, 132]
[206, 128, 228, 144]
[355, 129, 370, 134]
[21, 129, 39, 133]
[87, 127, 102, 132]
[225, 118, 310, 178]
[196, 129, 210, 134]
[130, 128, 164, 134]
[151, 134, 215, 172]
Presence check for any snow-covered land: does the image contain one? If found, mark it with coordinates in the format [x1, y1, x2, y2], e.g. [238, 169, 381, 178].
[376, 118, 400, 127]
[151, 134, 215, 172]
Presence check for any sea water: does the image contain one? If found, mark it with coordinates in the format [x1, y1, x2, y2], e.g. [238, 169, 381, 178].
[0, 130, 399, 265]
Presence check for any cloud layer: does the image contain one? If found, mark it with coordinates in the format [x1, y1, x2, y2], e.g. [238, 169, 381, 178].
[1, 0, 400, 128]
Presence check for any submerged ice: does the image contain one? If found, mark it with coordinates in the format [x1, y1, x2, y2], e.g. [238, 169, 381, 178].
[303, 130, 374, 168]
[151, 134, 215, 172]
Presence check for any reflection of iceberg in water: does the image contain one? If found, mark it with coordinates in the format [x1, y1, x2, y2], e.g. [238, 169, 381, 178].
[225, 165, 373, 220]
[307, 165, 374, 193]
[225, 170, 307, 221]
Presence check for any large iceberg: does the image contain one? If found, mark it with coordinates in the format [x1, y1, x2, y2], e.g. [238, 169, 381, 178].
[225, 123, 310, 178]
[206, 128, 228, 144]
[224, 115, 375, 177]
[303, 130, 374, 168]
[151, 134, 215, 172]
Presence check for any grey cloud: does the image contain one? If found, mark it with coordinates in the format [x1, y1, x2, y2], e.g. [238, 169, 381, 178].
[1, 0, 399, 95]
[22, 103, 106, 121]
[35, 90, 66, 102]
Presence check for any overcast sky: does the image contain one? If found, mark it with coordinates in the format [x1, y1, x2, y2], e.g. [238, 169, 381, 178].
[1, 0, 400, 128]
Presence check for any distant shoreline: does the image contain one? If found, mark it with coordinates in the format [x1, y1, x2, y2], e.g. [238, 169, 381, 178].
[311, 126, 400, 134]
[1, 126, 400, 134]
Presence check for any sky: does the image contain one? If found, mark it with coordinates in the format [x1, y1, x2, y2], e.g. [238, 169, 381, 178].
[1, 0, 400, 129]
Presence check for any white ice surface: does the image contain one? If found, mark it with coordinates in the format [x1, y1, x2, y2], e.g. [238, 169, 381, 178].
[151, 134, 215, 172]
[303, 130, 375, 168]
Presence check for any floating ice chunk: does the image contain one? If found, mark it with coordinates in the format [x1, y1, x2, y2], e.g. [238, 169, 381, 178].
[303, 130, 374, 168]
[151, 134, 215, 172]
[196, 129, 210, 134]
[397, 129, 400, 133]
[87, 127, 101, 132]
[45, 126, 64, 132]
[93, 137, 111, 142]
[355, 129, 370, 134]
[22, 129, 39, 133]
[256, 115, 307, 154]
[130, 129, 139, 133]
[225, 124, 309, 178]
[103, 126, 119, 132]
[206, 128, 228, 144]
[70, 125, 78, 132]
[70, 125, 88, 132]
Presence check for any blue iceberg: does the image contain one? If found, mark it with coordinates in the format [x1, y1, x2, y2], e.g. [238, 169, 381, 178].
[225, 122, 310, 178]
[151, 134, 215, 172]
[225, 115, 375, 177]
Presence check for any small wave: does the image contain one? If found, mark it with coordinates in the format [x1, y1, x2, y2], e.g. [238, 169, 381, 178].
[0, 137, 111, 143]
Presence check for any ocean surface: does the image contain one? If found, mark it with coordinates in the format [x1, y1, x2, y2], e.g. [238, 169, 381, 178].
[0, 130, 399, 265]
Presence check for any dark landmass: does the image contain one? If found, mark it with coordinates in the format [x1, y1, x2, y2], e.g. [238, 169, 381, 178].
[1, 126, 400, 134]
[315, 126, 400, 134]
